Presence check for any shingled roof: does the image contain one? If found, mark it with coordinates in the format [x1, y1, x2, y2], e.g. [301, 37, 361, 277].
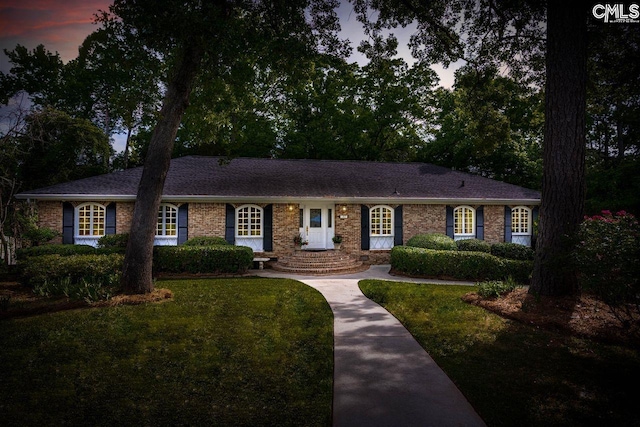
[16, 156, 540, 204]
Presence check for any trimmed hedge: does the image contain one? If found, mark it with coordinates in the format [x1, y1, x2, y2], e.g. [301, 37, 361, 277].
[406, 233, 458, 251]
[97, 233, 129, 249]
[154, 245, 253, 274]
[491, 242, 535, 260]
[391, 246, 532, 283]
[17, 244, 98, 259]
[183, 236, 229, 246]
[19, 253, 125, 288]
[456, 238, 492, 253]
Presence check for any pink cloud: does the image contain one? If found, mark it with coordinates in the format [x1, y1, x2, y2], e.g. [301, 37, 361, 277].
[0, 0, 112, 62]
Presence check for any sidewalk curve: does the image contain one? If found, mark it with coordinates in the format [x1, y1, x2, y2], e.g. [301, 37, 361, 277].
[256, 266, 486, 427]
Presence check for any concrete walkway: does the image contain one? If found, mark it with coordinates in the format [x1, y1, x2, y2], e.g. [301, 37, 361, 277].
[256, 265, 486, 427]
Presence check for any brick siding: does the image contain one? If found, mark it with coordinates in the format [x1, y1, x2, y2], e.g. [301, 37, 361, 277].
[36, 201, 63, 244]
[484, 205, 505, 243]
[271, 203, 300, 256]
[116, 202, 135, 234]
[188, 203, 226, 238]
[34, 199, 521, 262]
[403, 204, 447, 241]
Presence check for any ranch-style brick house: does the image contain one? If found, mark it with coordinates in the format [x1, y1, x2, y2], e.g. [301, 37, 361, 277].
[16, 156, 540, 265]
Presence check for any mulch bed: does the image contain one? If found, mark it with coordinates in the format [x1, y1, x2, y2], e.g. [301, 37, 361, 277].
[462, 288, 640, 348]
[0, 281, 173, 320]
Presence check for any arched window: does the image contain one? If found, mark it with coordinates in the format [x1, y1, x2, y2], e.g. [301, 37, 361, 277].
[153, 203, 179, 246]
[236, 205, 263, 251]
[76, 203, 105, 237]
[75, 203, 106, 247]
[157, 204, 178, 236]
[511, 206, 532, 246]
[370, 205, 394, 250]
[454, 206, 475, 240]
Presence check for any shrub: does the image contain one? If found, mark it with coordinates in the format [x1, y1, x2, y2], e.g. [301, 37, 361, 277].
[22, 226, 60, 246]
[406, 233, 457, 251]
[391, 246, 532, 283]
[17, 244, 97, 259]
[477, 277, 520, 298]
[34, 274, 120, 303]
[491, 242, 535, 260]
[456, 239, 491, 253]
[182, 236, 229, 246]
[19, 253, 124, 292]
[97, 233, 129, 249]
[154, 245, 253, 274]
[573, 210, 640, 318]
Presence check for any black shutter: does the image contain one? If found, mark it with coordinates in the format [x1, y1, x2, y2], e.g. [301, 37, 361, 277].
[178, 204, 188, 244]
[445, 206, 454, 238]
[263, 204, 273, 251]
[361, 205, 370, 250]
[476, 206, 484, 240]
[105, 203, 116, 235]
[225, 204, 235, 244]
[394, 205, 403, 246]
[62, 202, 74, 244]
[504, 206, 512, 243]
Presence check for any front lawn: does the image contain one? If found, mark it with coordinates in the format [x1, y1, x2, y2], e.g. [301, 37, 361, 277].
[359, 279, 640, 427]
[0, 278, 333, 427]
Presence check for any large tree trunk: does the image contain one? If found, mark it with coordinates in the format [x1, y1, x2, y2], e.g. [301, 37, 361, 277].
[121, 41, 204, 294]
[530, 3, 587, 296]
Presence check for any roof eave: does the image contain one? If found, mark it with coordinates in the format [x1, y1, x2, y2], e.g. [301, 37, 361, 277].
[16, 193, 541, 205]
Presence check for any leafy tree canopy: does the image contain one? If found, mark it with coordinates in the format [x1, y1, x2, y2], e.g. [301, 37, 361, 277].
[17, 108, 112, 191]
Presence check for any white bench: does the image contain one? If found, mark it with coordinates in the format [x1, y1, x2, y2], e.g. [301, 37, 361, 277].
[253, 257, 270, 270]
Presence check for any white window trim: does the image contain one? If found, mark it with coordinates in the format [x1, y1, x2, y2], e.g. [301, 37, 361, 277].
[235, 204, 263, 239]
[511, 206, 533, 247]
[370, 205, 394, 250]
[75, 202, 106, 247]
[156, 203, 178, 237]
[454, 205, 476, 240]
[235, 204, 264, 252]
[511, 206, 532, 236]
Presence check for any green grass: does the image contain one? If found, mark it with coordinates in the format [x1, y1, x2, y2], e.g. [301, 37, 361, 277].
[359, 279, 640, 427]
[0, 278, 333, 427]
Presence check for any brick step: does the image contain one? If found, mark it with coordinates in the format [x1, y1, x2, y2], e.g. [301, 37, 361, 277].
[288, 250, 351, 259]
[272, 263, 368, 275]
[272, 250, 365, 275]
[277, 259, 360, 268]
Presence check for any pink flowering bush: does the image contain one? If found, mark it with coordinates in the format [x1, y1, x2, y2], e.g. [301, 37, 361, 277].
[573, 210, 640, 325]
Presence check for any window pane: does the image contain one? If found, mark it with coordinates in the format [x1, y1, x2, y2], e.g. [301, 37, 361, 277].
[92, 205, 105, 236]
[157, 208, 164, 235]
[238, 207, 248, 236]
[454, 207, 474, 235]
[371, 207, 392, 236]
[512, 207, 530, 234]
[78, 206, 90, 236]
[166, 206, 177, 236]
[382, 208, 392, 235]
[237, 206, 261, 237]
[454, 208, 463, 234]
[371, 208, 381, 235]
[310, 209, 322, 228]
[157, 205, 177, 236]
[299, 209, 303, 228]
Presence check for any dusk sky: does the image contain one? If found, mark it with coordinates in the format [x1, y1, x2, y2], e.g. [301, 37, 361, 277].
[0, 0, 456, 84]
[0, 0, 113, 71]
[0, 0, 455, 151]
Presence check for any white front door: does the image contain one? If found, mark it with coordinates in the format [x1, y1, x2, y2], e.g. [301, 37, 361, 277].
[300, 204, 335, 249]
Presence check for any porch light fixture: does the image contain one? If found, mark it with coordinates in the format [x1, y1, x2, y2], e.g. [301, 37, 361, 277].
[341, 206, 347, 212]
